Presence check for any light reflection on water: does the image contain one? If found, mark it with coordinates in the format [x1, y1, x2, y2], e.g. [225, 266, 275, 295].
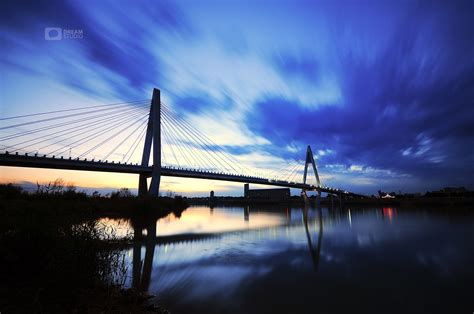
[98, 206, 288, 238]
[103, 206, 474, 313]
[156, 206, 286, 235]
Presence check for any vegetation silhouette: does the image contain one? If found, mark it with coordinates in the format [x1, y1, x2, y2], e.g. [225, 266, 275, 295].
[0, 180, 187, 313]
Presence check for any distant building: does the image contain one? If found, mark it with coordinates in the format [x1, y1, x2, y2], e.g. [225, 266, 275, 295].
[378, 190, 396, 199]
[244, 183, 290, 200]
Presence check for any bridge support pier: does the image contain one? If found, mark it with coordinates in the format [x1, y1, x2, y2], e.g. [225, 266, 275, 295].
[302, 190, 310, 207]
[138, 174, 148, 197]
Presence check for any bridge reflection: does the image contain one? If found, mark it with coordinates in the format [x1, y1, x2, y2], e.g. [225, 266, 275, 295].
[302, 205, 323, 271]
[131, 216, 156, 291]
[129, 206, 326, 291]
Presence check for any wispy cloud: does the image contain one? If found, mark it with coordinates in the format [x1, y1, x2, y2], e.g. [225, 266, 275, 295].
[1, 0, 473, 194]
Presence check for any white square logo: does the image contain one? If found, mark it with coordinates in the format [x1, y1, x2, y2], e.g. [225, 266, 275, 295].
[44, 27, 62, 40]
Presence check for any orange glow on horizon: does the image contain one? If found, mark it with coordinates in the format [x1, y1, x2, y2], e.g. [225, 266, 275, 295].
[0, 166, 138, 189]
[0, 166, 245, 195]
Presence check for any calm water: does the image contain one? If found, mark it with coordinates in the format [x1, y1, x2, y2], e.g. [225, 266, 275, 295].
[103, 206, 474, 313]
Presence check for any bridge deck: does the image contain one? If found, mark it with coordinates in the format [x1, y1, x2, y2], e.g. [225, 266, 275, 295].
[0, 153, 363, 197]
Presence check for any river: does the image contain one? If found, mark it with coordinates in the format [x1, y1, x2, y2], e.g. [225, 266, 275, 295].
[101, 205, 474, 313]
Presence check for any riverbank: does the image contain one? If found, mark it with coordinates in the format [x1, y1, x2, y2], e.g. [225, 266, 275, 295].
[0, 195, 188, 313]
[1, 196, 188, 221]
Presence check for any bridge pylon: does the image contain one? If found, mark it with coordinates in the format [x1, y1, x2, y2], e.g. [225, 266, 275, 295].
[139, 88, 161, 197]
[302, 145, 321, 199]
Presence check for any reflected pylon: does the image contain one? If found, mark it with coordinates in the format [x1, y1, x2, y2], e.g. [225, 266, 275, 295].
[131, 216, 157, 292]
[302, 203, 323, 271]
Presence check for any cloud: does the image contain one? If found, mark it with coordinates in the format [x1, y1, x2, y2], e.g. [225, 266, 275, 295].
[274, 54, 319, 83]
[1, 0, 473, 194]
[1, 0, 191, 101]
[349, 165, 363, 172]
[246, 1, 474, 191]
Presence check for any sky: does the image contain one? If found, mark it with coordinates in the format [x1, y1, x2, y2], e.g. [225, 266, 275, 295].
[1, 0, 473, 196]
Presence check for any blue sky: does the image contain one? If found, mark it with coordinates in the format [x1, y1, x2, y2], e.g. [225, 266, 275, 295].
[1, 0, 473, 195]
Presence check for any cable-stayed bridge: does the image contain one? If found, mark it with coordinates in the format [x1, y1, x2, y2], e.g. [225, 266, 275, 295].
[0, 88, 365, 198]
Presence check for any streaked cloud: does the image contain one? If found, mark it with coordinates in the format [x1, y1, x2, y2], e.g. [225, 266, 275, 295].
[1, 0, 473, 194]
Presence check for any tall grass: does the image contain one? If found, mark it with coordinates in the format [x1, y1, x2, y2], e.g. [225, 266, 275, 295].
[0, 207, 148, 313]
[0, 181, 186, 312]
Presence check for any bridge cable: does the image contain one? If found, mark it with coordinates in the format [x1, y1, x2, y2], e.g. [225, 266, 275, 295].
[161, 108, 238, 173]
[283, 161, 302, 182]
[76, 114, 149, 159]
[286, 163, 303, 183]
[160, 114, 194, 168]
[122, 123, 148, 164]
[160, 105, 246, 175]
[41, 109, 148, 156]
[269, 159, 293, 181]
[0, 102, 149, 131]
[160, 111, 207, 169]
[160, 119, 181, 167]
[160, 110, 217, 170]
[0, 102, 149, 141]
[5, 106, 148, 152]
[103, 117, 149, 161]
[268, 159, 298, 182]
[47, 109, 147, 157]
[163, 108, 223, 172]
[161, 101, 304, 180]
[0, 100, 149, 121]
[33, 106, 148, 153]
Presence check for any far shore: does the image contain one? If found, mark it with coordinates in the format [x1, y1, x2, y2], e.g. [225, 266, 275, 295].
[187, 195, 474, 209]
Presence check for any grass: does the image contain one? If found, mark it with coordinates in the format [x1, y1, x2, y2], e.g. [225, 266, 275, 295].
[0, 182, 187, 313]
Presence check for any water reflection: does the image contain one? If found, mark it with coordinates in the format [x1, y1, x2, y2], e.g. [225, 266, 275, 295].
[302, 205, 323, 271]
[130, 205, 325, 292]
[382, 207, 396, 222]
[131, 216, 156, 291]
[105, 206, 474, 313]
